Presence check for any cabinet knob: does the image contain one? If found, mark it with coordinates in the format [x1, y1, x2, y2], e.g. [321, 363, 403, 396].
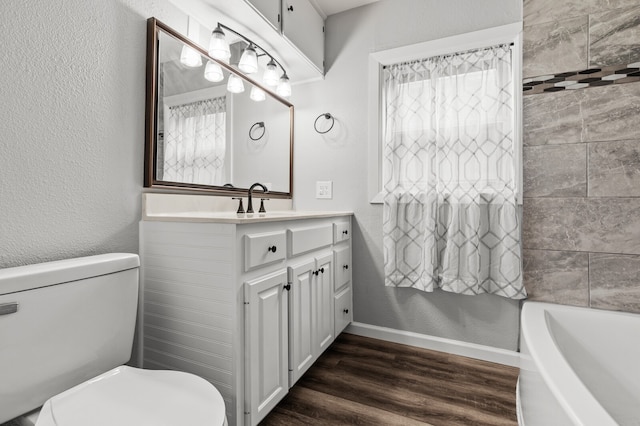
[313, 270, 319, 276]
[343, 264, 349, 270]
[287, 5, 294, 11]
[342, 230, 348, 235]
[320, 267, 325, 274]
[268, 245, 277, 253]
[283, 284, 291, 291]
[343, 309, 349, 314]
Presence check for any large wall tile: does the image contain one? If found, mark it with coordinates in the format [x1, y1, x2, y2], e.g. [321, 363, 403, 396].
[523, 90, 585, 146]
[523, 144, 586, 197]
[523, 198, 640, 254]
[590, 6, 640, 67]
[523, 17, 588, 78]
[583, 83, 640, 142]
[590, 253, 640, 313]
[523, 249, 589, 306]
[524, 0, 640, 26]
[589, 140, 640, 197]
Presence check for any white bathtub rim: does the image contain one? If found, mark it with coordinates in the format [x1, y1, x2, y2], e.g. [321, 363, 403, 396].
[521, 302, 618, 426]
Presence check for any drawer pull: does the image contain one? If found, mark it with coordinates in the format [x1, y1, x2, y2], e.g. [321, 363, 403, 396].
[0, 302, 18, 316]
[343, 264, 349, 270]
[267, 245, 277, 253]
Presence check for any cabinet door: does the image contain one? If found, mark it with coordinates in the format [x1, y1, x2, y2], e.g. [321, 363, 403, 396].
[247, 0, 281, 31]
[282, 0, 324, 71]
[287, 259, 315, 386]
[314, 252, 334, 355]
[245, 269, 289, 425]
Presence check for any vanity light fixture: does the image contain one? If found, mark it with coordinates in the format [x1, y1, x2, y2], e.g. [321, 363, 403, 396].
[263, 59, 280, 86]
[227, 74, 245, 93]
[276, 73, 292, 98]
[208, 24, 231, 62]
[238, 44, 259, 74]
[204, 60, 224, 82]
[208, 22, 292, 98]
[180, 16, 203, 68]
[250, 86, 266, 102]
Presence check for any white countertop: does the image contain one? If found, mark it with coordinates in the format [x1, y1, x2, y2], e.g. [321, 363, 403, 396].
[143, 210, 353, 223]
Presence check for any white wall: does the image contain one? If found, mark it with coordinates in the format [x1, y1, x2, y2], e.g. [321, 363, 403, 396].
[0, 0, 186, 268]
[291, 0, 523, 350]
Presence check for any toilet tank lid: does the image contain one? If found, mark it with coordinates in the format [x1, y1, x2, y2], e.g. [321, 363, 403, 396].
[0, 253, 139, 296]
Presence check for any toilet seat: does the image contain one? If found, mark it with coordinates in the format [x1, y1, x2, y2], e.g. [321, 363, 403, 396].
[35, 366, 227, 426]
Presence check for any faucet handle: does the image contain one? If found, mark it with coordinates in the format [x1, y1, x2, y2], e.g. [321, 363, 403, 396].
[259, 198, 269, 213]
[232, 197, 245, 214]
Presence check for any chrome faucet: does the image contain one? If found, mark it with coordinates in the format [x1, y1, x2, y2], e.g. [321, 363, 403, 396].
[247, 183, 268, 214]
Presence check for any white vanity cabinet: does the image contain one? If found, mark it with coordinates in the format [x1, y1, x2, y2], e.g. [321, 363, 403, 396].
[139, 213, 351, 426]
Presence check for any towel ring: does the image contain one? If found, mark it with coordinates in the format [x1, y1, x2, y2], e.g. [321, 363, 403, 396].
[249, 122, 265, 141]
[314, 113, 334, 134]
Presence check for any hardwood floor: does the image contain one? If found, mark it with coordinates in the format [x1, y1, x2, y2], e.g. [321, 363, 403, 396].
[261, 333, 519, 426]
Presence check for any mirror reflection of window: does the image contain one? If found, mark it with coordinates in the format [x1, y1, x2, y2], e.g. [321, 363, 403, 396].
[162, 97, 227, 186]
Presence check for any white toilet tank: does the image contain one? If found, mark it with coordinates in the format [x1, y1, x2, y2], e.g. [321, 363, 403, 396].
[0, 253, 140, 424]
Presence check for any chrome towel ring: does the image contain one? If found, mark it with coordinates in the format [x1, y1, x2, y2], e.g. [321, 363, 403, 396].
[314, 113, 334, 134]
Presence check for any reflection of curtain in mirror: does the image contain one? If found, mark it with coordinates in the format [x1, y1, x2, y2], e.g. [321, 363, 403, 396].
[163, 97, 226, 185]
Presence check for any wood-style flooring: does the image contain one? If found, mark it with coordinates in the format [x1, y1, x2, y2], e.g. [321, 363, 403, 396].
[261, 333, 519, 426]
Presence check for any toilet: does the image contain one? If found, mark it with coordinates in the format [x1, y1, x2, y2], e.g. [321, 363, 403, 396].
[0, 253, 227, 426]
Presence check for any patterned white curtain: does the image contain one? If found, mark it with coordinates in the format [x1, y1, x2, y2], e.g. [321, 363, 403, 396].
[382, 44, 526, 299]
[163, 97, 226, 186]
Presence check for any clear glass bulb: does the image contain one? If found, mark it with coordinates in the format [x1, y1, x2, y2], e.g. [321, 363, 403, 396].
[238, 44, 258, 74]
[227, 74, 245, 93]
[262, 60, 279, 86]
[208, 25, 230, 62]
[250, 86, 266, 102]
[276, 73, 292, 98]
[180, 46, 202, 68]
[204, 60, 224, 82]
[180, 16, 202, 68]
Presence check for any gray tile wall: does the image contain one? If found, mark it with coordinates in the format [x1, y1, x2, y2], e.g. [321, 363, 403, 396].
[523, 0, 640, 313]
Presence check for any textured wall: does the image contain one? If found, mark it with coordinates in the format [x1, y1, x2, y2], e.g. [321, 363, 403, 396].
[0, 0, 185, 268]
[522, 0, 640, 312]
[292, 0, 523, 350]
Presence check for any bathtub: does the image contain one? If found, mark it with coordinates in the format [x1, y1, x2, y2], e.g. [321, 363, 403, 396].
[517, 302, 640, 426]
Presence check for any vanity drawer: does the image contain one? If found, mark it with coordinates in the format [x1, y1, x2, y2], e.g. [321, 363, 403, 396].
[245, 231, 287, 271]
[334, 286, 352, 336]
[333, 222, 351, 244]
[287, 224, 333, 257]
[333, 245, 351, 291]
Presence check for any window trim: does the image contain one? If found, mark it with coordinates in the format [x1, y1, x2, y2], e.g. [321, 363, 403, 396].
[367, 22, 523, 204]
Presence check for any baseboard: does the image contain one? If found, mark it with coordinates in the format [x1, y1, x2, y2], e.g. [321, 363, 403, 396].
[345, 322, 520, 367]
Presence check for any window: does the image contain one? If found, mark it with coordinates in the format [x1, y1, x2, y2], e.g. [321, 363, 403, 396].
[367, 23, 523, 204]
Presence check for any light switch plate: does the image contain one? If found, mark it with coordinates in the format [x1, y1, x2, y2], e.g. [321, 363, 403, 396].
[316, 181, 333, 199]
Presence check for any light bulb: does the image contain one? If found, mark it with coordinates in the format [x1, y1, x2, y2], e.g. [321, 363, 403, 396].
[204, 61, 224, 82]
[227, 74, 245, 93]
[208, 24, 230, 62]
[263, 59, 279, 86]
[276, 73, 292, 98]
[180, 16, 202, 68]
[238, 44, 258, 74]
[250, 86, 266, 102]
[180, 46, 202, 68]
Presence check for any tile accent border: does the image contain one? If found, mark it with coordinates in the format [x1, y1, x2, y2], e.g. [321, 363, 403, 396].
[523, 62, 640, 95]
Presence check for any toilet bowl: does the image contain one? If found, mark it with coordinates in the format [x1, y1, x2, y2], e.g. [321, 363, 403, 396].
[0, 254, 227, 425]
[34, 366, 227, 426]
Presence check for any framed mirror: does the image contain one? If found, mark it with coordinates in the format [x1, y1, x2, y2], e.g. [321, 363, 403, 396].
[145, 18, 294, 198]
